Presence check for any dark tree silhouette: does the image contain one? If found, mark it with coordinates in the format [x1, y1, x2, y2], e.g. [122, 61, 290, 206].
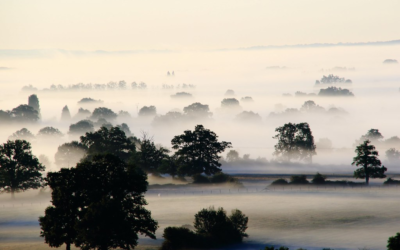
[311, 172, 326, 184]
[69, 120, 94, 135]
[171, 125, 231, 176]
[352, 140, 387, 185]
[318, 86, 354, 97]
[8, 128, 35, 141]
[78, 97, 103, 105]
[194, 207, 248, 245]
[40, 155, 158, 250]
[0, 140, 45, 198]
[387, 232, 400, 250]
[61, 105, 71, 121]
[54, 141, 88, 168]
[139, 106, 157, 117]
[171, 92, 193, 99]
[135, 135, 169, 175]
[90, 107, 117, 120]
[273, 122, 316, 162]
[39, 169, 79, 250]
[80, 126, 135, 162]
[10, 104, 40, 122]
[74, 155, 158, 250]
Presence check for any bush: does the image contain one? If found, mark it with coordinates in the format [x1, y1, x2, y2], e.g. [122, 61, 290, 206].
[271, 178, 289, 186]
[383, 178, 400, 185]
[311, 172, 326, 184]
[192, 174, 210, 184]
[161, 227, 200, 250]
[290, 175, 309, 185]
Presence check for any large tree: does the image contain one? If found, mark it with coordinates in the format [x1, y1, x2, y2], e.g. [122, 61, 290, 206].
[0, 140, 45, 198]
[40, 155, 158, 250]
[39, 169, 79, 250]
[171, 125, 231, 176]
[10, 104, 40, 123]
[273, 122, 316, 162]
[352, 140, 387, 185]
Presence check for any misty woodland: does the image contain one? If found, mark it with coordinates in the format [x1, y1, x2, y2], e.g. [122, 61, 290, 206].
[1, 1, 400, 250]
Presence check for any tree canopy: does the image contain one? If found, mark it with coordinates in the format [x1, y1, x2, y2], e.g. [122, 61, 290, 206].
[54, 141, 88, 168]
[171, 125, 231, 176]
[273, 122, 316, 162]
[39, 154, 158, 250]
[0, 140, 45, 198]
[352, 140, 387, 185]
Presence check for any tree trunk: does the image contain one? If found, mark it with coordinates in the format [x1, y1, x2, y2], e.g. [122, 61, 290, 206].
[66, 242, 71, 250]
[365, 166, 369, 185]
[11, 189, 15, 199]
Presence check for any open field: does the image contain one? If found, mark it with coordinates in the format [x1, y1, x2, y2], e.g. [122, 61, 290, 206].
[1, 176, 399, 250]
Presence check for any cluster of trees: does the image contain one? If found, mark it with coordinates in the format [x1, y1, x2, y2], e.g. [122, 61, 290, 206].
[161, 206, 248, 250]
[162, 83, 196, 89]
[318, 86, 354, 97]
[170, 92, 193, 99]
[315, 74, 352, 84]
[269, 100, 347, 119]
[0, 94, 41, 124]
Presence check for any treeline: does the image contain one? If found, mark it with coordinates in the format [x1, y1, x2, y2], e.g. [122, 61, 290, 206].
[21, 82, 196, 92]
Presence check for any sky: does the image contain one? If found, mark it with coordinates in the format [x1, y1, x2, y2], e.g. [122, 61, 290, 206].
[1, 0, 400, 51]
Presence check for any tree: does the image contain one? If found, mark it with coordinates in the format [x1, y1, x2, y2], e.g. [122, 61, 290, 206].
[10, 104, 40, 122]
[28, 94, 41, 115]
[300, 100, 324, 113]
[8, 128, 35, 141]
[311, 172, 326, 184]
[74, 108, 91, 120]
[37, 127, 64, 138]
[39, 169, 79, 250]
[234, 111, 262, 123]
[221, 98, 241, 109]
[54, 141, 88, 168]
[61, 105, 71, 121]
[0, 140, 45, 198]
[359, 129, 384, 143]
[74, 154, 158, 250]
[194, 207, 248, 245]
[387, 232, 400, 250]
[386, 148, 400, 164]
[183, 103, 212, 119]
[273, 122, 316, 162]
[226, 150, 239, 162]
[352, 140, 387, 185]
[69, 120, 94, 135]
[135, 135, 170, 175]
[90, 107, 117, 120]
[80, 126, 136, 162]
[171, 125, 232, 176]
[40, 154, 158, 250]
[139, 106, 157, 117]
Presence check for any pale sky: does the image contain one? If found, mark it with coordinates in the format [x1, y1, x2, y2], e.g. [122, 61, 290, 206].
[1, 0, 399, 50]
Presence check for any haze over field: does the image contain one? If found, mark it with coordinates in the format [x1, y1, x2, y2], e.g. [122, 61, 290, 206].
[1, 1, 400, 250]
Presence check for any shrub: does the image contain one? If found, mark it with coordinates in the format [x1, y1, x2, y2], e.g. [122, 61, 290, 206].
[387, 232, 400, 250]
[311, 172, 326, 184]
[290, 175, 309, 185]
[271, 178, 289, 185]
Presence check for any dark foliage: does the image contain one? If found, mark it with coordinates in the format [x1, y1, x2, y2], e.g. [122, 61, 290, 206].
[10, 104, 40, 122]
[273, 122, 316, 163]
[383, 178, 400, 185]
[352, 140, 387, 185]
[171, 125, 232, 176]
[387, 232, 400, 250]
[271, 178, 289, 186]
[135, 136, 170, 175]
[28, 94, 41, 114]
[311, 172, 326, 184]
[171, 92, 193, 99]
[39, 154, 158, 250]
[183, 103, 212, 119]
[78, 98, 103, 104]
[80, 126, 136, 162]
[290, 175, 309, 185]
[0, 140, 45, 198]
[37, 126, 63, 138]
[318, 87, 354, 97]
